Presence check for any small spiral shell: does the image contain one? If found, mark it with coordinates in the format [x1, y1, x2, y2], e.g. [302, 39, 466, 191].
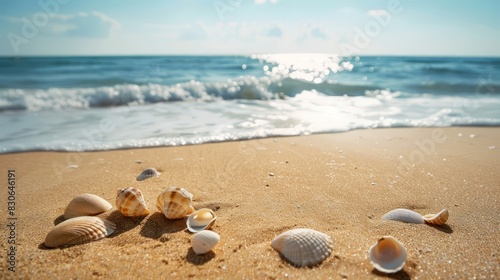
[192, 230, 220, 255]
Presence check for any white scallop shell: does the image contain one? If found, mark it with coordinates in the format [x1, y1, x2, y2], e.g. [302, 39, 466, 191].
[116, 187, 150, 217]
[191, 230, 220, 255]
[156, 187, 195, 219]
[63, 193, 112, 219]
[187, 208, 217, 233]
[271, 228, 333, 267]
[45, 216, 116, 248]
[382, 208, 425, 224]
[422, 209, 449, 225]
[136, 167, 161, 181]
[368, 236, 407, 274]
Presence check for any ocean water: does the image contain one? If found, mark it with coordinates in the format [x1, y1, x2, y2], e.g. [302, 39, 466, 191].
[0, 54, 499, 153]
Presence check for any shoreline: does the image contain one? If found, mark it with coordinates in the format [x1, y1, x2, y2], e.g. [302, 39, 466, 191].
[0, 127, 499, 279]
[1, 124, 499, 156]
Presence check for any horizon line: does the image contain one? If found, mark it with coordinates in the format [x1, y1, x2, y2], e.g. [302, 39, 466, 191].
[1, 53, 499, 59]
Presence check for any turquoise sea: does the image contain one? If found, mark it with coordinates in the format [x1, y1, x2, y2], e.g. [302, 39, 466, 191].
[0, 54, 499, 153]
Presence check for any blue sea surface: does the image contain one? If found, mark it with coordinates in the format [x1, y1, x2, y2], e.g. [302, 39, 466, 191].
[0, 54, 499, 153]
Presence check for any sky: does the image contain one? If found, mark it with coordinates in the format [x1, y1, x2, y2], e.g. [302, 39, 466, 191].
[1, 0, 499, 56]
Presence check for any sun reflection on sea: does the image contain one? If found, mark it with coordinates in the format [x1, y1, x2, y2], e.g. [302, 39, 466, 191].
[250, 53, 354, 83]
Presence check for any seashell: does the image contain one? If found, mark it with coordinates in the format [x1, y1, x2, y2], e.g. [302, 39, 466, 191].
[187, 208, 217, 233]
[422, 208, 449, 225]
[191, 230, 220, 255]
[44, 216, 116, 248]
[63, 194, 112, 219]
[136, 167, 161, 181]
[115, 187, 150, 217]
[382, 208, 425, 224]
[271, 228, 333, 267]
[156, 187, 194, 219]
[368, 236, 407, 274]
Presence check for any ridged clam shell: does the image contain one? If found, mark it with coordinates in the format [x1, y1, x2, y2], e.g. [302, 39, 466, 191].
[368, 236, 407, 274]
[156, 187, 194, 219]
[116, 187, 150, 217]
[136, 167, 161, 181]
[192, 230, 220, 255]
[63, 194, 112, 219]
[45, 216, 116, 248]
[422, 209, 449, 225]
[187, 208, 217, 233]
[271, 228, 333, 267]
[382, 208, 425, 224]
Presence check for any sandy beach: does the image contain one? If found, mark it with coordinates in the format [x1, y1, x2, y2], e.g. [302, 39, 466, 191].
[0, 127, 499, 279]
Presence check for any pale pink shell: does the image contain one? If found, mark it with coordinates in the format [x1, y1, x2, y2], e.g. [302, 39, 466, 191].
[63, 193, 112, 219]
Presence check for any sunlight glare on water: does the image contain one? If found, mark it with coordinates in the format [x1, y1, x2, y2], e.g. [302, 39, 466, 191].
[251, 53, 353, 83]
[1, 55, 499, 153]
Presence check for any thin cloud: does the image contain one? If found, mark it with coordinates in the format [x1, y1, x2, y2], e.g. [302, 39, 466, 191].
[367, 10, 389, 17]
[255, 0, 279, 4]
[167, 21, 285, 41]
[0, 16, 25, 23]
[297, 22, 329, 42]
[3, 11, 120, 38]
[65, 11, 120, 38]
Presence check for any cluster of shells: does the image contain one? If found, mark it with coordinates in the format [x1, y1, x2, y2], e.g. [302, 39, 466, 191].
[44, 168, 220, 255]
[269, 207, 449, 270]
[365, 207, 449, 273]
[45, 194, 115, 248]
[45, 168, 450, 274]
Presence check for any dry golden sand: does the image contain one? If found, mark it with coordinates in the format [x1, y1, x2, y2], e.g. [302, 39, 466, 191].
[0, 127, 499, 279]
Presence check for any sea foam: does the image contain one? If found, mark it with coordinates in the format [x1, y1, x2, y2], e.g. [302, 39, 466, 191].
[1, 55, 499, 153]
